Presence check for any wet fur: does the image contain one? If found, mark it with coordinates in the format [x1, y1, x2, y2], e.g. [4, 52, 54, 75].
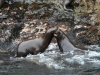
[17, 27, 57, 57]
[55, 29, 77, 53]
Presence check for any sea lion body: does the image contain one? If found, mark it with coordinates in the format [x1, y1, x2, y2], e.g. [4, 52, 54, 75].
[55, 30, 77, 53]
[17, 27, 57, 57]
[0, 0, 4, 8]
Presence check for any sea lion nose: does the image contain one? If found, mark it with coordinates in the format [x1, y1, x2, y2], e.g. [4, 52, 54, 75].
[54, 30, 59, 37]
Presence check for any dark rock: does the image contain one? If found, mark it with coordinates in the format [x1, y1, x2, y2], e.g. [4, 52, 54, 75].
[0, 14, 8, 19]
[0, 0, 5, 8]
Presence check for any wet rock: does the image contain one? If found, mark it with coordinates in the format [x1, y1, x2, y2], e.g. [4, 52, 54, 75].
[60, 0, 74, 10]
[0, 0, 5, 8]
[0, 14, 8, 19]
[26, 2, 55, 19]
[0, 0, 100, 50]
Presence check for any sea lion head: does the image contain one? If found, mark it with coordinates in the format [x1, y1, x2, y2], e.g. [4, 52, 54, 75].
[47, 27, 58, 34]
[54, 29, 66, 41]
[54, 29, 63, 37]
[42, 27, 58, 40]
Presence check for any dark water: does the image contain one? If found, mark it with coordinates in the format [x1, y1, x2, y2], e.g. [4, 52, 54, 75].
[0, 44, 100, 75]
[0, 61, 81, 75]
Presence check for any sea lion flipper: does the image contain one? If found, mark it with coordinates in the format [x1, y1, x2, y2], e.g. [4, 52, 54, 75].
[58, 42, 63, 53]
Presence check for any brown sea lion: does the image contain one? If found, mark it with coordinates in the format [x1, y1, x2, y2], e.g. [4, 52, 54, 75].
[0, 0, 4, 8]
[16, 27, 57, 57]
[54, 29, 78, 53]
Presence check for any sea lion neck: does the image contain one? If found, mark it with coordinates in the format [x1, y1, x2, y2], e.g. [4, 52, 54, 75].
[56, 31, 65, 40]
[43, 32, 54, 44]
[43, 27, 57, 40]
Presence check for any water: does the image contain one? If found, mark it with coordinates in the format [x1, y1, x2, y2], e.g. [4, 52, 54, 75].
[0, 0, 99, 75]
[0, 43, 100, 75]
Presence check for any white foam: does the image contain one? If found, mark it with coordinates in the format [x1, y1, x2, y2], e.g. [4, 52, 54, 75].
[87, 51, 100, 57]
[12, 44, 100, 69]
[85, 45, 100, 51]
[87, 59, 100, 68]
[46, 43, 58, 51]
[26, 54, 40, 60]
[38, 52, 65, 69]
[66, 55, 85, 65]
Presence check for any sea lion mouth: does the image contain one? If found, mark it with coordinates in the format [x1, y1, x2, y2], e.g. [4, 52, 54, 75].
[54, 33, 58, 37]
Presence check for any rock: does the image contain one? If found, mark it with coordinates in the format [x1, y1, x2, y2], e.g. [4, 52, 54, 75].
[0, 0, 4, 8]
[97, 9, 100, 20]
[97, 30, 100, 35]
[0, 14, 8, 19]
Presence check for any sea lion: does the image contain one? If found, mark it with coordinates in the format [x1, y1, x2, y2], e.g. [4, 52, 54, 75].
[16, 27, 57, 57]
[0, 0, 4, 8]
[54, 29, 78, 53]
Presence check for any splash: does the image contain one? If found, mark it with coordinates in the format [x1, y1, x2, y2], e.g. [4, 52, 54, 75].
[11, 43, 100, 70]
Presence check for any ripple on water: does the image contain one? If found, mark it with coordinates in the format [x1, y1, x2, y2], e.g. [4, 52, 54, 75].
[10, 43, 100, 70]
[0, 60, 3, 64]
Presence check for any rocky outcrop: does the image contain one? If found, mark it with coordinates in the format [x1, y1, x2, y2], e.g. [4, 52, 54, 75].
[0, 0, 4, 8]
[0, 0, 100, 50]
